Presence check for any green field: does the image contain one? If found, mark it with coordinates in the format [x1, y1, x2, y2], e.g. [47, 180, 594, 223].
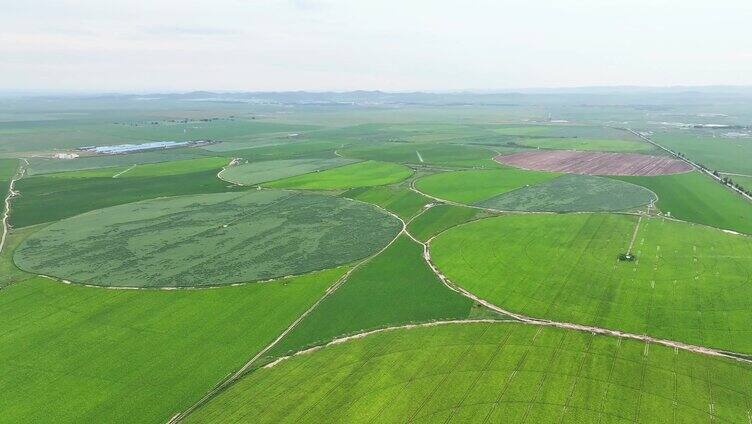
[431, 213, 752, 353]
[26, 148, 216, 175]
[15, 191, 400, 287]
[722, 173, 752, 192]
[0, 226, 38, 287]
[493, 125, 636, 140]
[11, 162, 238, 228]
[0, 269, 342, 423]
[407, 204, 492, 241]
[414, 168, 560, 204]
[514, 137, 652, 152]
[188, 322, 752, 423]
[654, 132, 752, 175]
[266, 236, 477, 360]
[266, 160, 412, 190]
[614, 171, 752, 234]
[220, 157, 357, 186]
[476, 174, 656, 212]
[343, 185, 429, 219]
[340, 142, 495, 167]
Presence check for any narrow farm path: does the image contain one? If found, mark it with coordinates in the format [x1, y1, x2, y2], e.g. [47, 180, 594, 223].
[0, 158, 27, 254]
[112, 164, 137, 178]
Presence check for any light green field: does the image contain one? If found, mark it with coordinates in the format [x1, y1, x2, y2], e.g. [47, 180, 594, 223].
[25, 148, 216, 175]
[343, 185, 429, 219]
[0, 226, 39, 287]
[220, 157, 357, 186]
[45, 156, 229, 179]
[722, 173, 752, 191]
[15, 191, 400, 287]
[654, 133, 752, 175]
[265, 160, 412, 190]
[494, 125, 636, 140]
[431, 214, 752, 353]
[476, 174, 656, 212]
[340, 142, 495, 167]
[266, 236, 476, 360]
[514, 137, 652, 152]
[614, 171, 752, 234]
[188, 322, 752, 423]
[407, 204, 492, 242]
[414, 168, 560, 204]
[0, 269, 343, 423]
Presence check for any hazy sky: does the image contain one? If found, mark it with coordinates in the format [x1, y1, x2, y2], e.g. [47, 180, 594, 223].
[2, 0, 751, 92]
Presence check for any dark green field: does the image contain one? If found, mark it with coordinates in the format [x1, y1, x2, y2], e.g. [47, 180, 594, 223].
[15, 191, 400, 287]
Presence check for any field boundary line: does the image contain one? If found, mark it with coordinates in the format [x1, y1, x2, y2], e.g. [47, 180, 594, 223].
[0, 158, 28, 254]
[111, 164, 137, 178]
[622, 128, 752, 202]
[626, 215, 642, 255]
[420, 236, 752, 365]
[168, 201, 409, 423]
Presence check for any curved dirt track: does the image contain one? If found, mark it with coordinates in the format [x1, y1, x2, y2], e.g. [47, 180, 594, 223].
[0, 158, 27, 254]
[494, 150, 693, 176]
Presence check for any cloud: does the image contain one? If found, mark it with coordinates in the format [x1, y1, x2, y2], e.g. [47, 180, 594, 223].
[142, 26, 241, 37]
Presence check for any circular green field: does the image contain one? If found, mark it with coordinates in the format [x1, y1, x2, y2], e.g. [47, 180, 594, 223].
[430, 213, 752, 353]
[15, 190, 401, 288]
[186, 323, 751, 423]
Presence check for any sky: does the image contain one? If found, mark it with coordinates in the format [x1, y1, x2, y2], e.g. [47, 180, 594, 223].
[2, 0, 751, 92]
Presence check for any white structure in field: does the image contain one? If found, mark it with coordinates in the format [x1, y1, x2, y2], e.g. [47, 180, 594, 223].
[53, 152, 79, 159]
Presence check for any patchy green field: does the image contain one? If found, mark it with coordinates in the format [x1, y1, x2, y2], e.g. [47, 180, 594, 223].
[11, 163, 238, 228]
[493, 125, 635, 139]
[431, 213, 752, 353]
[407, 204, 491, 241]
[15, 191, 400, 287]
[614, 171, 752, 234]
[0, 269, 342, 423]
[265, 236, 477, 360]
[414, 168, 559, 204]
[0, 226, 39, 287]
[220, 157, 357, 186]
[340, 142, 495, 167]
[266, 160, 412, 190]
[343, 186, 429, 219]
[476, 174, 656, 212]
[514, 137, 652, 152]
[188, 322, 752, 423]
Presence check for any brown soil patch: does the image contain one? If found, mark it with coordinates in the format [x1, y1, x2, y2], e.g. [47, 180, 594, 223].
[494, 150, 693, 176]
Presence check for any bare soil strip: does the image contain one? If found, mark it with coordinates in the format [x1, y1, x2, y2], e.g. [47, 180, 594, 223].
[0, 159, 27, 254]
[494, 150, 692, 176]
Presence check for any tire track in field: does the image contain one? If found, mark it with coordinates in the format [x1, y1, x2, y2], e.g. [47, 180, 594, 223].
[0, 158, 28, 255]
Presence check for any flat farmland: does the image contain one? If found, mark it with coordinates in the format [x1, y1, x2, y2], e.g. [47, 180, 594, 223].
[187, 322, 752, 423]
[15, 190, 400, 287]
[653, 132, 752, 175]
[414, 168, 559, 204]
[514, 137, 653, 153]
[495, 151, 692, 176]
[614, 171, 752, 234]
[265, 160, 412, 190]
[220, 157, 357, 186]
[476, 174, 656, 212]
[0, 269, 343, 423]
[343, 185, 429, 219]
[340, 142, 495, 167]
[430, 214, 752, 353]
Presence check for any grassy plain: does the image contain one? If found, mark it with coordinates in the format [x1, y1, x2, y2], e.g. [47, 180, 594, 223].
[407, 204, 491, 241]
[0, 269, 343, 423]
[414, 168, 560, 204]
[494, 125, 637, 140]
[477, 174, 656, 212]
[220, 157, 356, 186]
[431, 213, 752, 353]
[0, 226, 39, 287]
[614, 171, 752, 234]
[266, 236, 475, 359]
[514, 137, 652, 152]
[189, 322, 752, 423]
[343, 186, 429, 219]
[266, 160, 412, 190]
[15, 191, 400, 287]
